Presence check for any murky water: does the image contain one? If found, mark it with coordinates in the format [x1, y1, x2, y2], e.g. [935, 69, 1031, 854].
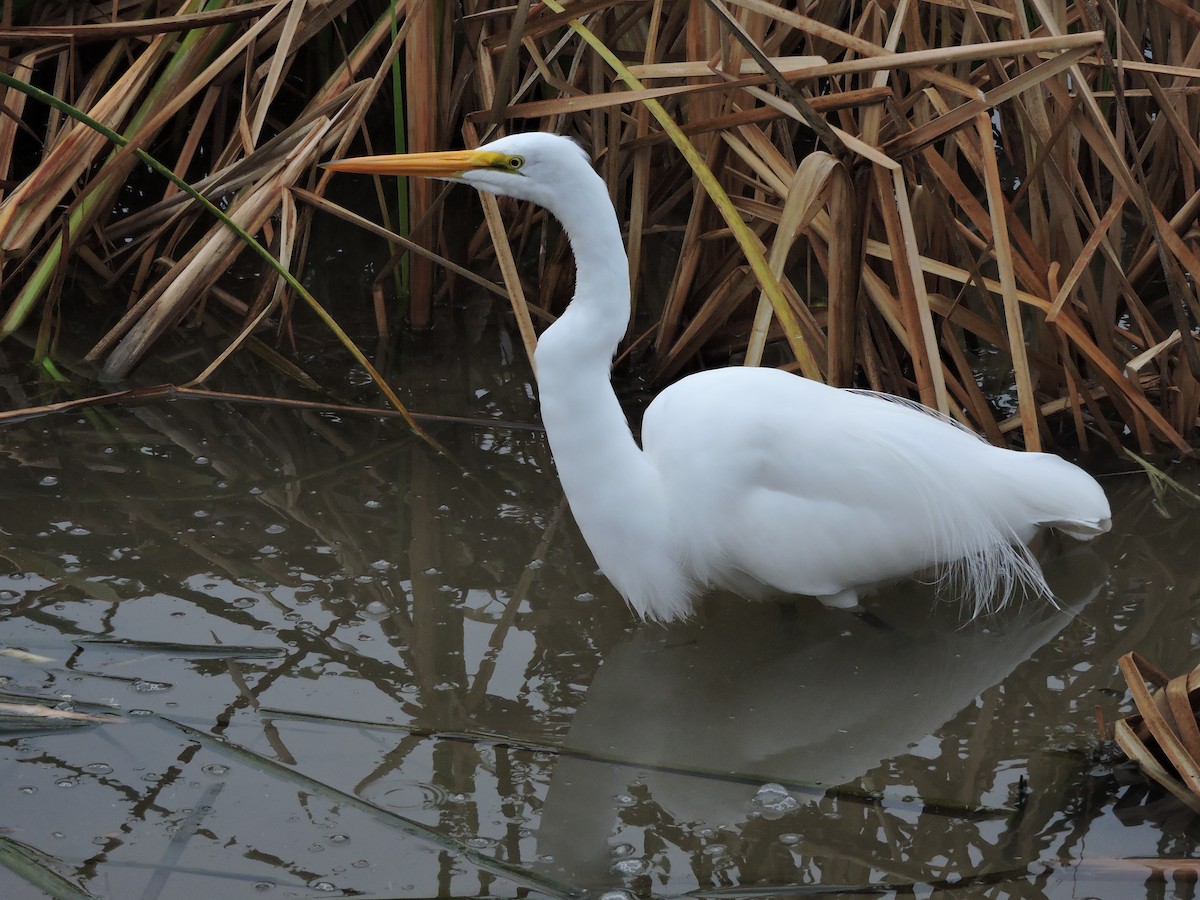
[0, 307, 1197, 899]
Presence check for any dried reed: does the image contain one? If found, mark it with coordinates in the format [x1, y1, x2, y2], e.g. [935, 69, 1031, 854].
[0, 0, 1197, 453]
[1114, 652, 1200, 814]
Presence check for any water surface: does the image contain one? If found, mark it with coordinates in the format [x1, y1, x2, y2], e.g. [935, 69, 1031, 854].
[0, 312, 1196, 899]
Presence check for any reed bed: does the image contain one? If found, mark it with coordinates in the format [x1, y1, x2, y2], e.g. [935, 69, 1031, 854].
[0, 0, 1198, 453]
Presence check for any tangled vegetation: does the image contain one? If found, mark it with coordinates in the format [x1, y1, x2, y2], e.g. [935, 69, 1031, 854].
[0, 0, 1198, 454]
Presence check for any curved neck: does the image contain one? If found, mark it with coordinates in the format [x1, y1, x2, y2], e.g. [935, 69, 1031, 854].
[538, 173, 630, 366]
[532, 162, 636, 464]
[530, 158, 683, 617]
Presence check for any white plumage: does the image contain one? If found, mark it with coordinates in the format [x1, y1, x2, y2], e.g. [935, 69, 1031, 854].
[327, 132, 1112, 622]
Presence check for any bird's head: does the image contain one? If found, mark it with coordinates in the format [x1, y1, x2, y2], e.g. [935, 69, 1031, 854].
[323, 132, 594, 211]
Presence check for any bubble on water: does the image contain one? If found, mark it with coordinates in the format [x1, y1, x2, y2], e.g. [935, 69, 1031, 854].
[703, 844, 727, 858]
[202, 764, 230, 777]
[779, 832, 802, 846]
[231, 597, 256, 609]
[194, 456, 210, 466]
[752, 782, 799, 817]
[352, 860, 369, 869]
[466, 836, 497, 849]
[18, 785, 36, 794]
[575, 591, 595, 602]
[253, 883, 274, 892]
[328, 834, 349, 844]
[265, 524, 286, 535]
[610, 857, 651, 877]
[599, 892, 636, 900]
[527, 559, 544, 570]
[39, 475, 58, 487]
[132, 680, 172, 694]
[129, 708, 153, 717]
[364, 500, 382, 509]
[311, 881, 336, 892]
[611, 843, 636, 858]
[55, 779, 77, 789]
[84, 763, 113, 775]
[613, 792, 637, 808]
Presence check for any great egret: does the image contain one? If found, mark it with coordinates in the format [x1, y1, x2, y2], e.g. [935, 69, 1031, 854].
[326, 132, 1112, 622]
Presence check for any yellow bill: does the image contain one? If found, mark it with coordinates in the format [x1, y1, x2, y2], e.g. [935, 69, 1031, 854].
[322, 149, 516, 178]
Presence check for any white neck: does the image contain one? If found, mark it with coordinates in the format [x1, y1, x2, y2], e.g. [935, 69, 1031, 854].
[531, 164, 689, 620]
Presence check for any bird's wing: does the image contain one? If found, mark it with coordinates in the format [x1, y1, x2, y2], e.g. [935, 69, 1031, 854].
[641, 368, 1045, 608]
[847, 388, 986, 440]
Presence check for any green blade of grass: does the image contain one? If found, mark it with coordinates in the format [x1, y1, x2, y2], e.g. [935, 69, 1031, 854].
[0, 835, 95, 900]
[156, 715, 583, 898]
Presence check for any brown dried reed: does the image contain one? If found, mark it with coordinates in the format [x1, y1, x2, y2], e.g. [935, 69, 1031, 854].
[1115, 652, 1200, 814]
[0, 0, 1198, 454]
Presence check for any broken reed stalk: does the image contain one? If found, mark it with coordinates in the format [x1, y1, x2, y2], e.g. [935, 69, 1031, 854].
[1114, 652, 1200, 815]
[0, 1, 1197, 455]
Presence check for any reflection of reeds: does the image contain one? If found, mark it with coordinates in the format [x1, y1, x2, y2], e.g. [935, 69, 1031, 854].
[0, 329, 604, 892]
[1, 3, 1198, 452]
[0, 326, 1193, 892]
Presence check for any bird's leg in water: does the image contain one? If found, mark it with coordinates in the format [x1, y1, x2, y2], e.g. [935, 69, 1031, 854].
[818, 587, 890, 629]
[852, 608, 891, 630]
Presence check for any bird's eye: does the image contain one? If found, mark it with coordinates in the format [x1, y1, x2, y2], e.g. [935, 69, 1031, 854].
[507, 155, 525, 170]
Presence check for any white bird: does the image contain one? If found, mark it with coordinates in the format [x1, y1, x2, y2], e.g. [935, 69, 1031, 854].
[326, 132, 1112, 622]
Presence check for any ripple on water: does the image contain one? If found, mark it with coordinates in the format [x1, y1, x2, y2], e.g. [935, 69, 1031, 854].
[360, 780, 449, 811]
